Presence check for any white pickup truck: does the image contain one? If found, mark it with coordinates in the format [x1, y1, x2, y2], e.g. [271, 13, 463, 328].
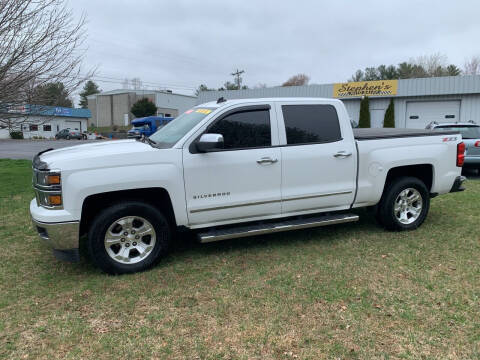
[30, 97, 466, 274]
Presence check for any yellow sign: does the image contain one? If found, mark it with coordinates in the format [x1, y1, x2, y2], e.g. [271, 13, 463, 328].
[195, 109, 212, 114]
[333, 80, 398, 98]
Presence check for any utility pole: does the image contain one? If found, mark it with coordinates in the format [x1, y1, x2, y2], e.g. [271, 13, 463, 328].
[231, 69, 245, 89]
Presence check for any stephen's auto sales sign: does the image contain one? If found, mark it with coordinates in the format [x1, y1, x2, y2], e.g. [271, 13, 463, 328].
[333, 80, 398, 98]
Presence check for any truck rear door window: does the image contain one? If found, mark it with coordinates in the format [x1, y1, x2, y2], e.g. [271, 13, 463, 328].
[282, 104, 341, 145]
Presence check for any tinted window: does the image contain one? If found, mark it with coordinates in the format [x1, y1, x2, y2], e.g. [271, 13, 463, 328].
[208, 109, 271, 149]
[434, 126, 480, 139]
[282, 104, 341, 145]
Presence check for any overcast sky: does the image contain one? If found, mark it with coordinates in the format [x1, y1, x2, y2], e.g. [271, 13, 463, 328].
[69, 0, 480, 97]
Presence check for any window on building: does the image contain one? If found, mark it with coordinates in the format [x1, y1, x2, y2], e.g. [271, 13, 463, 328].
[165, 113, 172, 117]
[282, 105, 341, 145]
[208, 108, 271, 150]
[43, 124, 52, 131]
[29, 124, 38, 131]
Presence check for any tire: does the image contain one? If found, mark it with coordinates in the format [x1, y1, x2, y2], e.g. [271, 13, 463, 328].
[66, 135, 70, 140]
[376, 176, 430, 231]
[87, 201, 172, 274]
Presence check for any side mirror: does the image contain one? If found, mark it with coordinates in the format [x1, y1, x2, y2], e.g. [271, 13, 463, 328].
[196, 133, 224, 152]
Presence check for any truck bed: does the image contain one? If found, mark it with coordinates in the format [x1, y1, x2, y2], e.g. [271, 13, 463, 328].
[353, 128, 459, 140]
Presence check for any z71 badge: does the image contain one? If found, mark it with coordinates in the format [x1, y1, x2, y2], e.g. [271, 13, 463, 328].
[442, 136, 457, 142]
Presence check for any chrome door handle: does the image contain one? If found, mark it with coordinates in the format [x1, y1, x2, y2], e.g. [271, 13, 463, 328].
[333, 151, 352, 158]
[257, 157, 278, 164]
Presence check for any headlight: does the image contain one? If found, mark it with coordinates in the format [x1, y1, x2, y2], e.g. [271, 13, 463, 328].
[33, 169, 63, 209]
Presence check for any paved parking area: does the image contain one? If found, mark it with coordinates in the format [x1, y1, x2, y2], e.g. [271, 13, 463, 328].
[0, 139, 107, 160]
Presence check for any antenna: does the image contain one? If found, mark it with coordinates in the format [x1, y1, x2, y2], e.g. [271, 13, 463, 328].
[217, 97, 226, 104]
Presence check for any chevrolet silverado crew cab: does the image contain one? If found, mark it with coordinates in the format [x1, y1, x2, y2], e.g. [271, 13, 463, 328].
[30, 97, 466, 274]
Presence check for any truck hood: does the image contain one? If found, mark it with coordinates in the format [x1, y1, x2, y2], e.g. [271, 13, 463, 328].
[39, 140, 158, 170]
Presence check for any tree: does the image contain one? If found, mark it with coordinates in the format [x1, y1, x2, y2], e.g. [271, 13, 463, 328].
[378, 65, 398, 80]
[79, 81, 100, 108]
[464, 56, 480, 75]
[383, 98, 395, 128]
[31, 82, 73, 107]
[446, 64, 461, 76]
[0, 0, 92, 130]
[348, 70, 364, 82]
[282, 74, 310, 87]
[347, 54, 463, 82]
[358, 97, 370, 128]
[130, 98, 157, 118]
[195, 84, 214, 96]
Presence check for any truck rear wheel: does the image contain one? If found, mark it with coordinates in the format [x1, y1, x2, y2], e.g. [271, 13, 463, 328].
[87, 201, 171, 274]
[376, 176, 430, 231]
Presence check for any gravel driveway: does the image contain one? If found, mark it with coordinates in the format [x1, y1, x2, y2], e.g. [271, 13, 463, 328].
[0, 139, 107, 160]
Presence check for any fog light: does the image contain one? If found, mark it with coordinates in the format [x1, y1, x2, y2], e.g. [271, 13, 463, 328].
[48, 195, 62, 206]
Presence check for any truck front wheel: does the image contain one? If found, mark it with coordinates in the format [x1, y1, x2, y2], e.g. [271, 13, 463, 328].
[87, 201, 171, 274]
[376, 176, 430, 231]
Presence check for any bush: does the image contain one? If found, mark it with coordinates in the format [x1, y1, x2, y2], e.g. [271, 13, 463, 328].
[358, 96, 371, 128]
[383, 98, 395, 128]
[10, 131, 23, 139]
[112, 125, 119, 131]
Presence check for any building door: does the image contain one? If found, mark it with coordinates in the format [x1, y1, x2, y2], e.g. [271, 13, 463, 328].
[370, 109, 386, 128]
[406, 100, 460, 129]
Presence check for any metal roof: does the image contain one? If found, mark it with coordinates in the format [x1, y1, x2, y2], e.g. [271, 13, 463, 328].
[197, 75, 480, 104]
[12, 105, 91, 118]
[87, 89, 196, 99]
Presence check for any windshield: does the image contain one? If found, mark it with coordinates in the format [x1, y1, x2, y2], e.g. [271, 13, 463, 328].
[149, 107, 215, 148]
[132, 123, 149, 130]
[434, 126, 480, 139]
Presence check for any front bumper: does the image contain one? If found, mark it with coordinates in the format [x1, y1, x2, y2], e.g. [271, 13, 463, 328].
[450, 176, 466, 193]
[31, 218, 80, 262]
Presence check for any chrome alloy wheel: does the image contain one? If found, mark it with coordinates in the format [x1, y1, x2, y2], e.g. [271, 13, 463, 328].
[104, 216, 156, 264]
[394, 188, 423, 225]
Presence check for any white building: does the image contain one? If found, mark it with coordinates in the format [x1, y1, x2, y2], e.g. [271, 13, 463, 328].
[197, 75, 480, 129]
[6, 105, 91, 139]
[87, 89, 196, 127]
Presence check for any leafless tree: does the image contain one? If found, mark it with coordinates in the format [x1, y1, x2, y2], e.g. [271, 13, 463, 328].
[464, 56, 480, 75]
[254, 83, 267, 89]
[282, 74, 310, 87]
[0, 0, 93, 131]
[122, 78, 131, 89]
[131, 77, 143, 90]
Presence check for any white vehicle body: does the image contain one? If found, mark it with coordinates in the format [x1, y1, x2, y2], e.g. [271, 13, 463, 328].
[30, 98, 466, 266]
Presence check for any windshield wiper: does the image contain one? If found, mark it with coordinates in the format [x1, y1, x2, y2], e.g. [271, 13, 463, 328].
[137, 135, 157, 147]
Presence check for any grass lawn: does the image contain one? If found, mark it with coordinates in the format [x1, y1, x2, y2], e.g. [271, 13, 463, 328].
[0, 158, 479, 359]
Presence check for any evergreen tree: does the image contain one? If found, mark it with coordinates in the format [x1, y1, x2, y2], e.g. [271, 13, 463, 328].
[31, 82, 73, 107]
[79, 81, 100, 108]
[130, 98, 157, 118]
[358, 96, 370, 128]
[383, 98, 395, 128]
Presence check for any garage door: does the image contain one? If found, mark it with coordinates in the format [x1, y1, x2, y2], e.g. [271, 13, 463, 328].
[406, 101, 460, 129]
[65, 120, 82, 131]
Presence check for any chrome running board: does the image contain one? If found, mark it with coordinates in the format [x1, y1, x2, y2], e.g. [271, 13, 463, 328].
[198, 213, 359, 243]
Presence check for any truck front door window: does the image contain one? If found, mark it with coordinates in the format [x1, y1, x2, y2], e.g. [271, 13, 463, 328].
[208, 109, 271, 149]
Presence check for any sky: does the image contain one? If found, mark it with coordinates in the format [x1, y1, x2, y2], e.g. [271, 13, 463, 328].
[69, 0, 480, 98]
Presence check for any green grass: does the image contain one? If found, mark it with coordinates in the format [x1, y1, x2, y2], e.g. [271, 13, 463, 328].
[0, 158, 479, 359]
